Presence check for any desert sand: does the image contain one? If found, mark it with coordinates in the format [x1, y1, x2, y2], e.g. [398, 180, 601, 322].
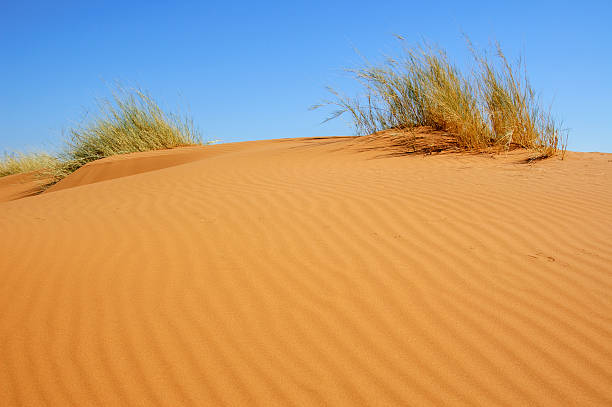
[1, 136, 611, 406]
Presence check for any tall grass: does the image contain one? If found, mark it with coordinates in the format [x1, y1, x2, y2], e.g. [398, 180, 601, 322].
[474, 43, 561, 156]
[0, 152, 59, 178]
[0, 86, 203, 183]
[55, 87, 202, 178]
[316, 39, 565, 156]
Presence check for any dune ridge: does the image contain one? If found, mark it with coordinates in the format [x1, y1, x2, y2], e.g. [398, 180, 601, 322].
[0, 172, 47, 202]
[1, 137, 611, 406]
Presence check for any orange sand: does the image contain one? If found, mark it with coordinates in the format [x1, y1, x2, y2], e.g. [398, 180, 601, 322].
[1, 136, 611, 406]
[0, 172, 45, 202]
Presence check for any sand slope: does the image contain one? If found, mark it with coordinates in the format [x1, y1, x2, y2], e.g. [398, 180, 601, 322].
[0, 172, 45, 203]
[46, 145, 211, 193]
[1, 137, 611, 406]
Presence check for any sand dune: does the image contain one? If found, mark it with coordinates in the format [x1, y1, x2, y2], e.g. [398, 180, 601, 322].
[46, 146, 211, 193]
[1, 136, 611, 406]
[0, 172, 46, 203]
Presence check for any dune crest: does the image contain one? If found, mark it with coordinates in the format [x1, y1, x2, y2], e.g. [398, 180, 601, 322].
[1, 137, 611, 406]
[46, 146, 211, 193]
[0, 172, 46, 202]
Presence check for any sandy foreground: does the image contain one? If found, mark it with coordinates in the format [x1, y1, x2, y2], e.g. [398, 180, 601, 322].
[1, 136, 611, 406]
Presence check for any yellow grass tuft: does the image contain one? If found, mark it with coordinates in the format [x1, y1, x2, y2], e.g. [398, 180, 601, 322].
[1, 86, 204, 184]
[0, 152, 59, 178]
[54, 86, 202, 179]
[315, 38, 566, 157]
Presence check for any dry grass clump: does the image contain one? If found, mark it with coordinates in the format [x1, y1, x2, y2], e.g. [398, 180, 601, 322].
[54, 87, 202, 178]
[0, 86, 203, 183]
[0, 152, 59, 178]
[474, 43, 562, 157]
[316, 38, 565, 157]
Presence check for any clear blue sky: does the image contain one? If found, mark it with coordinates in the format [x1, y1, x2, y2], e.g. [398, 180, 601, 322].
[1, 0, 611, 153]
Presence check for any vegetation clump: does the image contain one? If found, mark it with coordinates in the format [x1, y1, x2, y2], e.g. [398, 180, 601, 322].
[0, 86, 203, 183]
[56, 87, 201, 178]
[316, 38, 565, 157]
[0, 152, 59, 178]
